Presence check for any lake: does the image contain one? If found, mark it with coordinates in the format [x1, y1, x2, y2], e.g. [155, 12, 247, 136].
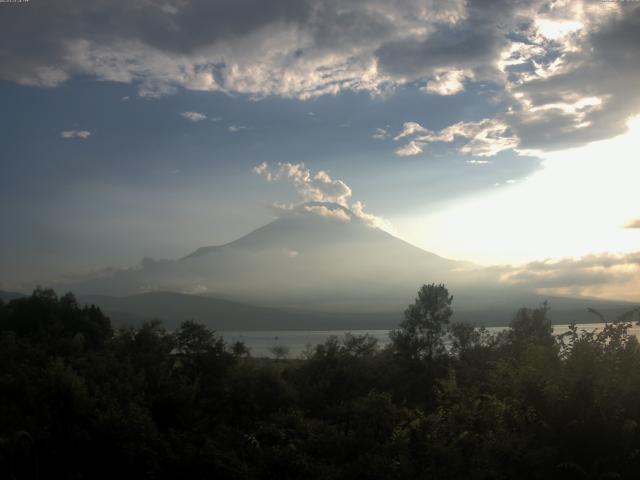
[222, 322, 640, 358]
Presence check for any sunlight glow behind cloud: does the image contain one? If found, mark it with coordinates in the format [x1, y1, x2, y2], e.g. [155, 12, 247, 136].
[398, 115, 640, 266]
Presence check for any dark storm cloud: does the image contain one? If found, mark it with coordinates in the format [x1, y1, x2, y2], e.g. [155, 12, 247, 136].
[1, 0, 307, 55]
[0, 0, 464, 96]
[374, 0, 527, 81]
[375, 24, 498, 79]
[0, 0, 310, 91]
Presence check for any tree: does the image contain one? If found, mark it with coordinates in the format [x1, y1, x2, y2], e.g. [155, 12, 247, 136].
[173, 320, 222, 356]
[269, 344, 290, 360]
[0, 288, 112, 346]
[231, 340, 250, 358]
[508, 302, 554, 349]
[390, 283, 453, 362]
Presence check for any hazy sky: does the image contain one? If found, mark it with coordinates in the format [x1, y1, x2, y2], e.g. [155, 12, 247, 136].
[1, 0, 639, 299]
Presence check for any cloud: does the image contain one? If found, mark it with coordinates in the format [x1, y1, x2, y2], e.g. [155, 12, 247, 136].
[372, 128, 389, 140]
[350, 200, 392, 230]
[2, 1, 639, 152]
[500, 4, 640, 152]
[394, 122, 428, 141]
[625, 219, 640, 229]
[395, 141, 424, 157]
[303, 204, 351, 222]
[391, 1, 640, 155]
[422, 69, 473, 96]
[252, 161, 269, 177]
[254, 162, 352, 205]
[394, 118, 518, 157]
[498, 251, 640, 301]
[253, 161, 389, 228]
[432, 119, 519, 157]
[180, 111, 207, 122]
[182, 284, 209, 295]
[228, 125, 246, 132]
[61, 130, 92, 139]
[0, 0, 412, 98]
[282, 248, 299, 258]
[466, 159, 491, 165]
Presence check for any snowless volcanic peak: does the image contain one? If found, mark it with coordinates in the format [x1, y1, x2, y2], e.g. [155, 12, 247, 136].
[61, 201, 633, 319]
[68, 201, 480, 311]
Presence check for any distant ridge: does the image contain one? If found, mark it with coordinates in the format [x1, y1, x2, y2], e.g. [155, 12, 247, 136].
[78, 291, 638, 331]
[78, 291, 401, 331]
[1, 289, 636, 330]
[0, 290, 26, 302]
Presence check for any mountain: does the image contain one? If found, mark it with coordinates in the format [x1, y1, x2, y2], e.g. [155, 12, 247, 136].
[1, 287, 633, 330]
[64, 202, 638, 327]
[0, 290, 25, 302]
[71, 202, 475, 311]
[78, 291, 401, 331]
[77, 291, 638, 331]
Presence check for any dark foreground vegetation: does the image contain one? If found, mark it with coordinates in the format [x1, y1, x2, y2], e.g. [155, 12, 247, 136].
[2, 286, 640, 479]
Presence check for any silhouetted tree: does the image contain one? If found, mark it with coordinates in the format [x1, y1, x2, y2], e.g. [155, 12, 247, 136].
[268, 344, 290, 360]
[231, 340, 250, 358]
[390, 283, 453, 361]
[0, 288, 112, 346]
[173, 319, 222, 356]
[508, 301, 555, 349]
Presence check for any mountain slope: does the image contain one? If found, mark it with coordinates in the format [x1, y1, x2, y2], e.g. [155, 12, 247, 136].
[71, 203, 474, 311]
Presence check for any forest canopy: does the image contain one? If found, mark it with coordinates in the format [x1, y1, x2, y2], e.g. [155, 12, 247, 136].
[1, 285, 640, 479]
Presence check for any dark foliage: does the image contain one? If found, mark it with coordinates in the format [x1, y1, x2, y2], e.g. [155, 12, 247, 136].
[2, 286, 640, 479]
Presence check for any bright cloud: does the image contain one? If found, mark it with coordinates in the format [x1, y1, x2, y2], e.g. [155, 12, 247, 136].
[422, 69, 473, 96]
[180, 111, 207, 122]
[394, 118, 518, 157]
[395, 141, 424, 157]
[303, 204, 351, 222]
[253, 162, 352, 206]
[394, 122, 429, 141]
[253, 161, 389, 229]
[283, 248, 299, 258]
[61, 130, 92, 139]
[372, 128, 389, 140]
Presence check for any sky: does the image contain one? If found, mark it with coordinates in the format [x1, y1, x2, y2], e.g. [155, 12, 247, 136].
[1, 0, 639, 300]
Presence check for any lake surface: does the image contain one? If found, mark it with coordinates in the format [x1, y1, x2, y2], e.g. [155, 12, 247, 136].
[222, 322, 640, 358]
